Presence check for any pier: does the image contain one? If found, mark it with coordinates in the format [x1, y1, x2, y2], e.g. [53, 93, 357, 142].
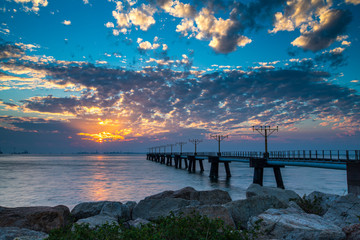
[146, 149, 360, 195]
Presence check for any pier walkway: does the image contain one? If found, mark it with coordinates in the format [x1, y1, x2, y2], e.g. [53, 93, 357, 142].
[146, 150, 360, 194]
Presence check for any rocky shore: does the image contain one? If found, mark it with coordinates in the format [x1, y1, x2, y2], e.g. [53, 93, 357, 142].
[1, 184, 359, 240]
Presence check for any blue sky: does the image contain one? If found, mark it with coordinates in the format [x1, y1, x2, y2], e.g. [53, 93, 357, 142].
[0, 0, 359, 153]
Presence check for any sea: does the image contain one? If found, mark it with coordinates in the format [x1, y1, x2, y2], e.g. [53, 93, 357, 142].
[0, 154, 347, 210]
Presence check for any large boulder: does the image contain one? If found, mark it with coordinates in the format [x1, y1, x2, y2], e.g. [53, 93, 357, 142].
[306, 191, 340, 216]
[175, 205, 236, 228]
[343, 224, 360, 240]
[76, 215, 118, 229]
[145, 187, 231, 205]
[125, 201, 137, 219]
[71, 201, 110, 221]
[225, 195, 287, 229]
[0, 227, 48, 240]
[323, 194, 360, 228]
[100, 202, 130, 221]
[126, 218, 151, 229]
[248, 206, 345, 240]
[0, 205, 71, 233]
[246, 184, 300, 205]
[132, 197, 200, 221]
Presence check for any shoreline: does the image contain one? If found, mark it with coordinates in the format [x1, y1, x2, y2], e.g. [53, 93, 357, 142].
[1, 184, 359, 239]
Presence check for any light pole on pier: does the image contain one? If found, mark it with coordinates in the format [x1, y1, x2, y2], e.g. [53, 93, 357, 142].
[210, 134, 228, 156]
[253, 126, 278, 158]
[167, 144, 175, 154]
[189, 139, 202, 156]
[177, 142, 187, 154]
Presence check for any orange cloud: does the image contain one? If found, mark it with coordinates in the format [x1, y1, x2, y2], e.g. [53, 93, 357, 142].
[77, 131, 125, 143]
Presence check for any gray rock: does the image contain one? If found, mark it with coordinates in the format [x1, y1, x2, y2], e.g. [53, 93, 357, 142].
[125, 201, 137, 219]
[176, 205, 236, 228]
[71, 201, 110, 221]
[246, 184, 300, 204]
[225, 195, 287, 229]
[0, 205, 71, 233]
[132, 197, 200, 221]
[145, 190, 176, 200]
[190, 189, 232, 205]
[343, 224, 360, 240]
[307, 191, 340, 215]
[249, 206, 346, 240]
[127, 218, 151, 229]
[323, 194, 360, 228]
[76, 214, 118, 229]
[100, 202, 130, 221]
[0, 227, 48, 240]
[145, 187, 231, 205]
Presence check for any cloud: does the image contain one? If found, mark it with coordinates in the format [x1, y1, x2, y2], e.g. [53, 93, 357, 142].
[15, 42, 40, 51]
[112, 3, 156, 31]
[0, 23, 10, 35]
[345, 0, 360, 4]
[161, 0, 196, 18]
[62, 20, 72, 26]
[270, 0, 352, 52]
[137, 38, 160, 50]
[105, 22, 114, 28]
[12, 0, 48, 12]
[291, 9, 352, 52]
[1, 42, 359, 145]
[315, 47, 347, 68]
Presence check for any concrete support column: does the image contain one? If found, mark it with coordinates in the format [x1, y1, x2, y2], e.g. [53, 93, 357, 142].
[347, 162, 360, 195]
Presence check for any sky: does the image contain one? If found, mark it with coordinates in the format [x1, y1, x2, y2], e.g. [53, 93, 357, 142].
[0, 0, 359, 154]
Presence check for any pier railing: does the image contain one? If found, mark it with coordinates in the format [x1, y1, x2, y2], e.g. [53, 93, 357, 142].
[153, 150, 359, 162]
[146, 149, 360, 194]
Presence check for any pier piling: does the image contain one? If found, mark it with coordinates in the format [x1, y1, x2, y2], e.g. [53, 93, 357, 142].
[347, 161, 360, 195]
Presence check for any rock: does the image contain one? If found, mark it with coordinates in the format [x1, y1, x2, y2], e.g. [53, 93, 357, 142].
[176, 205, 236, 228]
[323, 194, 360, 228]
[145, 187, 231, 205]
[125, 201, 137, 218]
[132, 197, 200, 221]
[0, 205, 71, 233]
[343, 224, 360, 240]
[76, 214, 118, 229]
[246, 184, 300, 205]
[190, 189, 232, 205]
[172, 186, 197, 199]
[0, 227, 48, 240]
[100, 202, 130, 221]
[248, 206, 346, 240]
[126, 218, 151, 229]
[71, 201, 110, 221]
[145, 190, 176, 200]
[225, 195, 287, 229]
[307, 191, 340, 215]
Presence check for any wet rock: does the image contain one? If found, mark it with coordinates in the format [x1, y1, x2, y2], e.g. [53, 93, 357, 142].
[323, 194, 360, 228]
[100, 202, 130, 221]
[0, 227, 48, 240]
[225, 195, 287, 229]
[125, 201, 137, 219]
[0, 205, 71, 233]
[176, 205, 235, 228]
[249, 206, 345, 240]
[126, 218, 151, 229]
[132, 197, 200, 221]
[343, 223, 360, 240]
[306, 191, 340, 216]
[145, 187, 231, 205]
[71, 201, 110, 221]
[246, 184, 300, 205]
[76, 214, 118, 229]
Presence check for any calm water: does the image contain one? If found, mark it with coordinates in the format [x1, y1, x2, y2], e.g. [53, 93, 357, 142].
[0, 154, 347, 210]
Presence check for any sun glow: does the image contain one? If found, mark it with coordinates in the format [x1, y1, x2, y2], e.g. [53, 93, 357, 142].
[77, 131, 125, 143]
